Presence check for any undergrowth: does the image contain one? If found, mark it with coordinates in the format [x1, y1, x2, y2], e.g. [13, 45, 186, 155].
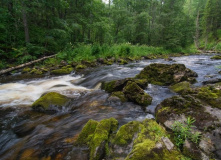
[172, 117, 201, 150]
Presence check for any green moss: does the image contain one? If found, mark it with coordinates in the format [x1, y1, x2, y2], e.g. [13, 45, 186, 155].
[125, 119, 183, 160]
[89, 118, 118, 160]
[112, 121, 140, 146]
[22, 67, 31, 73]
[123, 81, 152, 107]
[51, 67, 73, 75]
[196, 86, 221, 109]
[111, 91, 128, 102]
[30, 68, 43, 75]
[103, 59, 114, 65]
[211, 55, 221, 60]
[135, 63, 197, 86]
[101, 80, 117, 93]
[32, 92, 69, 111]
[75, 64, 87, 69]
[118, 59, 128, 65]
[170, 81, 191, 93]
[75, 120, 98, 145]
[133, 79, 148, 89]
[75, 118, 118, 160]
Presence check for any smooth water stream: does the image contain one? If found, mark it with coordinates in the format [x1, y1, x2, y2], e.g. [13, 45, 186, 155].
[0, 54, 221, 159]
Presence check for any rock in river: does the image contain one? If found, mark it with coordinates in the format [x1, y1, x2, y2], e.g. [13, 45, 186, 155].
[32, 92, 70, 113]
[136, 63, 198, 85]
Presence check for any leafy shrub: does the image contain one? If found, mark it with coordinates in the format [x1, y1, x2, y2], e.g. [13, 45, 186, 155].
[91, 44, 101, 56]
[120, 44, 131, 56]
[18, 55, 37, 64]
[172, 117, 201, 150]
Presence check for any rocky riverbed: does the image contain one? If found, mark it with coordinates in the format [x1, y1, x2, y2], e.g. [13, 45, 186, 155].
[0, 54, 221, 160]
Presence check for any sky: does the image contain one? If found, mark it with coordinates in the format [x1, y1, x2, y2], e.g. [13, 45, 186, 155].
[102, 0, 109, 4]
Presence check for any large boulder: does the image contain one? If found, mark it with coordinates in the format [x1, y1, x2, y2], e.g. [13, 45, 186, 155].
[101, 78, 148, 93]
[32, 92, 70, 113]
[101, 78, 151, 109]
[136, 63, 198, 86]
[123, 81, 152, 108]
[155, 83, 221, 159]
[75, 118, 186, 160]
[75, 118, 118, 160]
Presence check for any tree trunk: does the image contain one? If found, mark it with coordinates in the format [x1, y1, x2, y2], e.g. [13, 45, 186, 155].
[21, 2, 30, 43]
[194, 10, 200, 49]
[0, 55, 56, 75]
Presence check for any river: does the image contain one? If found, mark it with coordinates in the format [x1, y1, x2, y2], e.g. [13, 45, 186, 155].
[0, 54, 220, 159]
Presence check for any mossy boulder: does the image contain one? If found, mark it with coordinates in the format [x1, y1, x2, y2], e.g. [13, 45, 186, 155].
[123, 81, 152, 108]
[101, 78, 148, 93]
[32, 92, 70, 112]
[51, 66, 73, 75]
[76, 118, 184, 160]
[111, 121, 140, 146]
[122, 119, 184, 160]
[136, 63, 198, 86]
[81, 60, 97, 67]
[118, 59, 128, 65]
[75, 64, 87, 70]
[170, 81, 191, 94]
[111, 91, 128, 102]
[196, 85, 221, 109]
[75, 118, 118, 160]
[22, 67, 31, 73]
[29, 68, 43, 75]
[103, 59, 114, 65]
[155, 93, 221, 159]
[211, 55, 221, 60]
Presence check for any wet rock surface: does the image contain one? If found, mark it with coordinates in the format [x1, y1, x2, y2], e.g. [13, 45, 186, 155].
[156, 82, 221, 159]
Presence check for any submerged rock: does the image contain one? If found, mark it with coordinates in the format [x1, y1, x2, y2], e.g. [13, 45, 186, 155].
[211, 55, 221, 60]
[136, 63, 198, 85]
[32, 92, 70, 113]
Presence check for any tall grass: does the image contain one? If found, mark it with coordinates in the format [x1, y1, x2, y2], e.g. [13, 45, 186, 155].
[56, 43, 197, 63]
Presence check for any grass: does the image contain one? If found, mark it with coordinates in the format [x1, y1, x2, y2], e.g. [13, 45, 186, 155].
[55, 43, 198, 64]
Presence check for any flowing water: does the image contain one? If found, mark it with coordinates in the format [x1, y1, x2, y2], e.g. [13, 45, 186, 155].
[0, 54, 220, 159]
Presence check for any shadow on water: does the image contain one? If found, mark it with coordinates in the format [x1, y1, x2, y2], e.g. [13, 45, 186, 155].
[0, 54, 221, 159]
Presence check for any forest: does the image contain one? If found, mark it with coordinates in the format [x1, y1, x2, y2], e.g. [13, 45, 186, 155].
[0, 0, 221, 69]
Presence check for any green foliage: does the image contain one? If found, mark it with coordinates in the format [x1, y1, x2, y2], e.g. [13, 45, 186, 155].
[172, 117, 201, 150]
[0, 0, 220, 67]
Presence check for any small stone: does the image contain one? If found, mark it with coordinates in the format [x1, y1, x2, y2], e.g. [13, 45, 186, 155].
[162, 137, 174, 151]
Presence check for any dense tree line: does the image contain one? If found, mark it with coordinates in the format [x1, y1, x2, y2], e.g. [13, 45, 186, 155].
[0, 0, 221, 65]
